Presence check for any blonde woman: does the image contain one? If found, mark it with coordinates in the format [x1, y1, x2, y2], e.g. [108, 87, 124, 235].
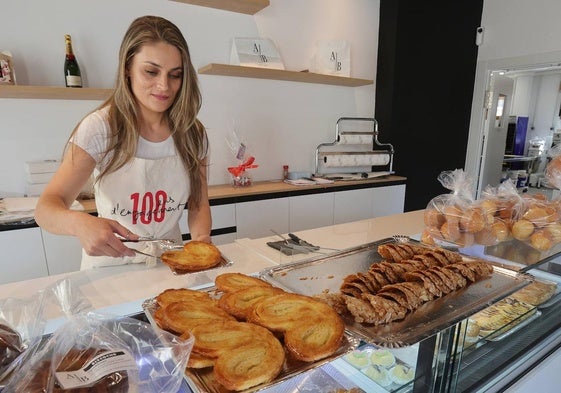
[35, 15, 211, 269]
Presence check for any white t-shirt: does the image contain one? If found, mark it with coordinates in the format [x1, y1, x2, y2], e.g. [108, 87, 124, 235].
[71, 107, 176, 169]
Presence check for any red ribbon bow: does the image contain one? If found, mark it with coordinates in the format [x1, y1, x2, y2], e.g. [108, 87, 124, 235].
[228, 156, 259, 177]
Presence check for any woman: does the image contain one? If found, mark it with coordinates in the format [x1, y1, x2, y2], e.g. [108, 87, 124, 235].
[35, 15, 212, 269]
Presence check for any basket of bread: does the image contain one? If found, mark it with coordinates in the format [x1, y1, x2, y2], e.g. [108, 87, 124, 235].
[144, 272, 357, 392]
[422, 169, 561, 255]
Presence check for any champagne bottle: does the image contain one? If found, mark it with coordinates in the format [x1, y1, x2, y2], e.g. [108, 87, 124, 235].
[64, 34, 82, 88]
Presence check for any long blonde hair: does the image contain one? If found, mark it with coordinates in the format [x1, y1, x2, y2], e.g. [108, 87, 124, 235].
[72, 15, 208, 208]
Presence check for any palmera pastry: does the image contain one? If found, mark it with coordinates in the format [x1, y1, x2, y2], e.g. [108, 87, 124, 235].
[156, 287, 214, 308]
[160, 241, 222, 273]
[249, 292, 344, 362]
[218, 285, 285, 320]
[190, 320, 275, 359]
[214, 272, 273, 293]
[213, 336, 285, 391]
[156, 299, 235, 334]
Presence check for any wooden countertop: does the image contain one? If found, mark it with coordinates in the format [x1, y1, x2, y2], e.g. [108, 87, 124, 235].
[80, 175, 406, 212]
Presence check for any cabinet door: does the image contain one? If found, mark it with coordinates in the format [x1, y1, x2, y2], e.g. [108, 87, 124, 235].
[236, 198, 289, 239]
[333, 188, 374, 224]
[179, 204, 237, 245]
[41, 231, 82, 275]
[371, 184, 405, 217]
[289, 193, 334, 232]
[0, 228, 48, 284]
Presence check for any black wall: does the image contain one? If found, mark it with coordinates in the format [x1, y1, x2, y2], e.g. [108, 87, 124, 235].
[375, 0, 484, 211]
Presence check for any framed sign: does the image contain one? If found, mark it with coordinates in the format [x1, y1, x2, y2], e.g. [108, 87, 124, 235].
[310, 40, 350, 77]
[230, 38, 285, 70]
[0, 51, 17, 85]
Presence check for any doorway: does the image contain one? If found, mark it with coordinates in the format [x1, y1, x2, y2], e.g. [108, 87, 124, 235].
[466, 55, 561, 198]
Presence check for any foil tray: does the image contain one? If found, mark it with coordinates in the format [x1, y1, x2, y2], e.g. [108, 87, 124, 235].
[142, 289, 360, 393]
[257, 238, 534, 348]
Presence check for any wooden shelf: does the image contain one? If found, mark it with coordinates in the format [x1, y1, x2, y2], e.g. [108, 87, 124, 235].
[0, 85, 112, 100]
[198, 63, 374, 87]
[170, 0, 269, 15]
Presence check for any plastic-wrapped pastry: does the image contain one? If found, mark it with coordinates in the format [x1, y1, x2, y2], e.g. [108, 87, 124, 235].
[511, 219, 535, 241]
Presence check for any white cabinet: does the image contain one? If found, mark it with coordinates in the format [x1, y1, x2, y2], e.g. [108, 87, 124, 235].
[0, 227, 48, 284]
[41, 231, 82, 275]
[236, 198, 289, 239]
[289, 193, 334, 232]
[371, 184, 406, 217]
[179, 204, 237, 245]
[334, 185, 405, 225]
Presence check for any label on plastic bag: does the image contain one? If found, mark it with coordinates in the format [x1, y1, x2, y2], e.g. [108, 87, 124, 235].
[55, 350, 135, 389]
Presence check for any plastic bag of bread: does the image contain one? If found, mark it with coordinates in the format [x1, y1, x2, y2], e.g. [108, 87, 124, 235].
[423, 169, 483, 247]
[472, 180, 524, 246]
[3, 312, 194, 392]
[510, 192, 561, 252]
[0, 288, 47, 386]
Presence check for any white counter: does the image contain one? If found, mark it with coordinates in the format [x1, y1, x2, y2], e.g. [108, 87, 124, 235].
[0, 210, 425, 325]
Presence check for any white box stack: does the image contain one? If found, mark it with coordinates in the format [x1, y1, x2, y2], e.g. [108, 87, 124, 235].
[25, 159, 60, 196]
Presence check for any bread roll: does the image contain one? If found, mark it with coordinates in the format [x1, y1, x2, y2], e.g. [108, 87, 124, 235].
[545, 222, 561, 244]
[491, 220, 510, 242]
[530, 229, 553, 251]
[440, 221, 461, 242]
[424, 208, 445, 228]
[460, 207, 486, 233]
[512, 219, 535, 240]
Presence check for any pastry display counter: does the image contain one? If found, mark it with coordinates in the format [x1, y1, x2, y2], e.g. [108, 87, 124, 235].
[1, 210, 561, 392]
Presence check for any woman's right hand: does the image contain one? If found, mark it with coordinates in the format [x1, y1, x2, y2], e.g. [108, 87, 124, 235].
[75, 214, 138, 258]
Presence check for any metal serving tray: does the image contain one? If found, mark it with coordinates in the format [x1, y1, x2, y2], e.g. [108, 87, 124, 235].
[258, 238, 534, 348]
[142, 288, 360, 393]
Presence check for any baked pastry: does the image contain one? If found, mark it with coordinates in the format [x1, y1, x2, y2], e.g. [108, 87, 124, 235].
[156, 287, 214, 308]
[156, 300, 235, 334]
[284, 313, 344, 361]
[471, 297, 536, 336]
[160, 241, 221, 273]
[344, 349, 371, 368]
[218, 285, 285, 320]
[509, 280, 557, 306]
[511, 219, 535, 241]
[213, 335, 285, 391]
[214, 272, 273, 293]
[186, 351, 215, 369]
[460, 207, 486, 233]
[362, 365, 392, 387]
[370, 349, 396, 368]
[529, 229, 553, 251]
[249, 292, 344, 361]
[389, 364, 415, 385]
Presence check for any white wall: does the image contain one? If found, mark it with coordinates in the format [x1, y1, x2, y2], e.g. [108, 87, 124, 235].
[465, 0, 561, 194]
[0, 0, 379, 196]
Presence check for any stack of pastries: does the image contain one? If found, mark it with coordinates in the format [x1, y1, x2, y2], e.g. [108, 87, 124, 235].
[152, 272, 345, 391]
[317, 242, 494, 325]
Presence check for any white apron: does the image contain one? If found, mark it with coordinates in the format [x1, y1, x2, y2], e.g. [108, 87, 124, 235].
[81, 155, 189, 270]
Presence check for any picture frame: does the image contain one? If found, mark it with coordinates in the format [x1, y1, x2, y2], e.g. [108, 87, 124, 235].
[0, 51, 17, 85]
